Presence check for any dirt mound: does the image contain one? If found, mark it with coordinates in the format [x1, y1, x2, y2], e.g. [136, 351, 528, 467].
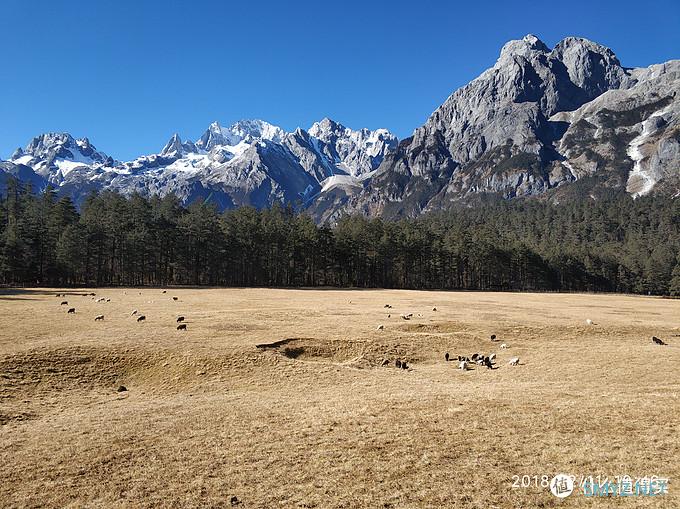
[0, 346, 140, 398]
[0, 345, 283, 402]
[258, 337, 433, 367]
[259, 337, 368, 363]
[0, 410, 36, 426]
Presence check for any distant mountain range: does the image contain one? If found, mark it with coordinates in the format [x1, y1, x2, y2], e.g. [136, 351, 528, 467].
[2, 34, 678, 221]
[1, 118, 397, 213]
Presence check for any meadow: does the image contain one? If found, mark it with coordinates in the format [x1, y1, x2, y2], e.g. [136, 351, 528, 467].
[1, 288, 678, 508]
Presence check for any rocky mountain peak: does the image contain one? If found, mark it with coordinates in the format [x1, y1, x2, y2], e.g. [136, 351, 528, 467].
[309, 117, 342, 136]
[22, 132, 75, 156]
[550, 36, 629, 95]
[160, 133, 185, 157]
[12, 132, 111, 166]
[229, 119, 285, 144]
[196, 119, 285, 151]
[498, 34, 549, 61]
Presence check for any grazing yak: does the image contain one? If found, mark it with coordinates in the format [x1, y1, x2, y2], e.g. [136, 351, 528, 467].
[137, 315, 146, 322]
[94, 315, 104, 321]
[177, 324, 187, 330]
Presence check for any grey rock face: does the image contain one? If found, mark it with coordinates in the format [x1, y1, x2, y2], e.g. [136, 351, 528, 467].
[551, 60, 680, 198]
[334, 34, 643, 219]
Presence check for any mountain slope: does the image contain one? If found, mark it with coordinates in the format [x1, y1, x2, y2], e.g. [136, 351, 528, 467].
[551, 61, 680, 198]
[319, 35, 679, 221]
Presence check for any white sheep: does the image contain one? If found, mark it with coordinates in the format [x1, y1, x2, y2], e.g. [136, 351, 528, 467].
[500, 343, 508, 349]
[131, 309, 138, 316]
[489, 353, 496, 362]
[377, 324, 384, 330]
[508, 357, 520, 366]
[459, 361, 468, 370]
[94, 315, 104, 321]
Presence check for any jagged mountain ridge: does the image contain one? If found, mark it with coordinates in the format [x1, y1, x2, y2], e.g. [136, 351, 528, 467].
[1, 119, 398, 209]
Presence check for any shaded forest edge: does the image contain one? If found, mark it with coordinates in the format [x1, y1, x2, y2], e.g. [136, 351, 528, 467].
[1, 178, 679, 295]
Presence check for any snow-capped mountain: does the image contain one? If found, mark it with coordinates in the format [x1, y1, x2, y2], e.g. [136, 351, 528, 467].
[307, 118, 396, 177]
[11, 133, 115, 185]
[2, 119, 397, 210]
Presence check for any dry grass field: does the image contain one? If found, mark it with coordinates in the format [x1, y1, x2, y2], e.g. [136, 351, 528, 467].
[1, 288, 679, 508]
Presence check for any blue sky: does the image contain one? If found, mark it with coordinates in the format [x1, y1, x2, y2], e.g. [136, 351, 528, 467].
[1, 0, 678, 161]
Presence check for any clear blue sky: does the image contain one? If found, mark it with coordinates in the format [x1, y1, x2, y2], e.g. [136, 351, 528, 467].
[1, 0, 678, 161]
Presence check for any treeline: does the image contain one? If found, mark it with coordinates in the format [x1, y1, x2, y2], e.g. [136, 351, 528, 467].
[1, 177, 679, 294]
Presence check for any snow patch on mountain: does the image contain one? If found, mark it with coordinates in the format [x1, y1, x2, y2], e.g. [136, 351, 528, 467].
[320, 175, 363, 193]
[13, 155, 34, 166]
[626, 105, 674, 197]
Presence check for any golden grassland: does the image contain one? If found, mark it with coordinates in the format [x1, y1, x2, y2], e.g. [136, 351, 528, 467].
[1, 288, 679, 508]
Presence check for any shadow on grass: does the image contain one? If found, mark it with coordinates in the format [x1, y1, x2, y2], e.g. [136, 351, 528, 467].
[0, 288, 93, 301]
